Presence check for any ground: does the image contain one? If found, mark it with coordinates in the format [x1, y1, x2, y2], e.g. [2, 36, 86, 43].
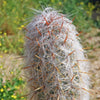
[86, 28, 100, 100]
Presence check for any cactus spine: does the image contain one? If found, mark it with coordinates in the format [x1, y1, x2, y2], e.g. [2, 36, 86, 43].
[24, 7, 90, 100]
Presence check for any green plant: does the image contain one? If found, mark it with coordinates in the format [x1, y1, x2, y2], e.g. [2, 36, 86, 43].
[0, 0, 95, 35]
[0, 77, 26, 100]
[0, 32, 24, 55]
[0, 54, 27, 100]
[0, 0, 97, 55]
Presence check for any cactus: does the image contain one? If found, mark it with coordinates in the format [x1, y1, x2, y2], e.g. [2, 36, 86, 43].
[24, 7, 90, 100]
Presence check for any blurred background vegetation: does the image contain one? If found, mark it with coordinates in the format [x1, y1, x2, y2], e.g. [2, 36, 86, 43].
[0, 0, 100, 54]
[0, 0, 100, 100]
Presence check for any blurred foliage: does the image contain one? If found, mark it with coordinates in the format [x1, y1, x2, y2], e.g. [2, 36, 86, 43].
[0, 54, 27, 99]
[0, 0, 98, 34]
[0, 0, 99, 54]
[0, 32, 24, 55]
[0, 77, 26, 100]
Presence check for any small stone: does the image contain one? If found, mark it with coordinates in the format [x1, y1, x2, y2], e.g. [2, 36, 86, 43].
[96, 87, 100, 91]
[96, 74, 100, 78]
[95, 65, 100, 70]
[96, 79, 100, 84]
[96, 95, 100, 99]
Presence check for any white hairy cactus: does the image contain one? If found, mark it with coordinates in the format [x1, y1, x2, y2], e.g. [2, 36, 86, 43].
[24, 7, 90, 100]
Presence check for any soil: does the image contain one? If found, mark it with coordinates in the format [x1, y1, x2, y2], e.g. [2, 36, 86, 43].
[83, 28, 100, 100]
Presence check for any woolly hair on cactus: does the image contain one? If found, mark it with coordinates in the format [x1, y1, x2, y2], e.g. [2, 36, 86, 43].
[24, 7, 90, 100]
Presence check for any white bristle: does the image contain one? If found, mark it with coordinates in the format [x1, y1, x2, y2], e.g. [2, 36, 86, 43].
[24, 7, 90, 100]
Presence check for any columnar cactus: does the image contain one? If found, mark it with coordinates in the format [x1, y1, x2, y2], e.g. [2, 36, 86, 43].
[24, 7, 90, 100]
